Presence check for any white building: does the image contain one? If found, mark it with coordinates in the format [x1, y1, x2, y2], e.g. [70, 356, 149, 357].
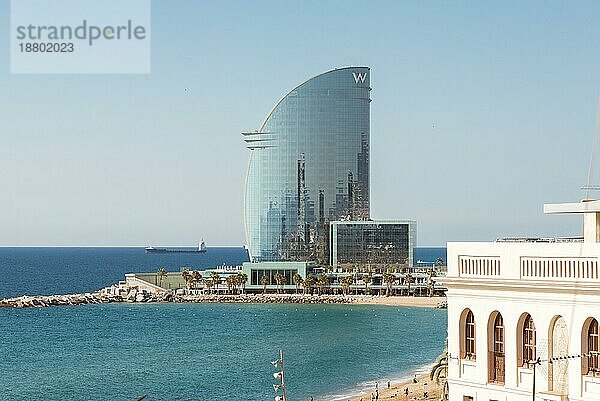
[442, 200, 600, 401]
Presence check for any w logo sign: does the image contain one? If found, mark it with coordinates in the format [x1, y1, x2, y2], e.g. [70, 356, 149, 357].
[353, 72, 367, 84]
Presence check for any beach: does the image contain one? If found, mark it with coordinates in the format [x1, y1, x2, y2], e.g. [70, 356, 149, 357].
[350, 295, 444, 308]
[346, 373, 442, 401]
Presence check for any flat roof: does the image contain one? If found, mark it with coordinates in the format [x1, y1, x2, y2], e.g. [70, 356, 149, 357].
[544, 200, 600, 214]
[330, 219, 416, 225]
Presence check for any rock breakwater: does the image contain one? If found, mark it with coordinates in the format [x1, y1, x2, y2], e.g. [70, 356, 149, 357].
[0, 290, 363, 308]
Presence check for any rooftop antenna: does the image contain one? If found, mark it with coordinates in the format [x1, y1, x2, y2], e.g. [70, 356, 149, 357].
[583, 94, 600, 200]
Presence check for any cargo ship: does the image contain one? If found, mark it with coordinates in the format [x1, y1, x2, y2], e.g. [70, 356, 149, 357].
[145, 240, 206, 254]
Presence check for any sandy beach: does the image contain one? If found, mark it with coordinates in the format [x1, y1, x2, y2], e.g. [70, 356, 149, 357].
[346, 373, 442, 401]
[350, 295, 446, 308]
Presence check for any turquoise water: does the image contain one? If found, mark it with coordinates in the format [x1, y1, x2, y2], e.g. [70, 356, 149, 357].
[0, 303, 447, 401]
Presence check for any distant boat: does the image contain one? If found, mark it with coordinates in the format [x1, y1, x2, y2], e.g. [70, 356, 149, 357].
[145, 240, 207, 254]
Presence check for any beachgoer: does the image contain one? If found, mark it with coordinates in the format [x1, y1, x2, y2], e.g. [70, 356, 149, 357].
[412, 374, 417, 384]
[375, 381, 379, 390]
[387, 380, 390, 389]
[424, 391, 428, 398]
[404, 387, 409, 396]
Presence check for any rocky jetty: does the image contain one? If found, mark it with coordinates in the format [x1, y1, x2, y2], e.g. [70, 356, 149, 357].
[0, 292, 123, 308]
[0, 289, 362, 308]
[0, 288, 445, 308]
[176, 293, 359, 304]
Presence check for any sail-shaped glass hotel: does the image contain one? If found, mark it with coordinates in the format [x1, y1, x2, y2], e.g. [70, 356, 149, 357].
[243, 67, 371, 262]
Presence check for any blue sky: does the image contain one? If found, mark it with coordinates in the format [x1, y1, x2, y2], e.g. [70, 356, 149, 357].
[1, 0, 600, 246]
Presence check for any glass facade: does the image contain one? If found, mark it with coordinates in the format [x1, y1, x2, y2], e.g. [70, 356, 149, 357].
[244, 67, 371, 262]
[330, 220, 416, 268]
[249, 269, 296, 286]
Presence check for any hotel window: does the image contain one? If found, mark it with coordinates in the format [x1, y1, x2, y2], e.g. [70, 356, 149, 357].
[489, 312, 505, 384]
[584, 318, 600, 376]
[522, 315, 536, 366]
[464, 310, 476, 360]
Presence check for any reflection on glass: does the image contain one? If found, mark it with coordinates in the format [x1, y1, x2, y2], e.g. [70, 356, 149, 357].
[244, 67, 371, 262]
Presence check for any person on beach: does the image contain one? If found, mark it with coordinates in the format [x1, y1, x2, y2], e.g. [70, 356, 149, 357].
[387, 380, 390, 389]
[404, 387, 409, 397]
[413, 374, 417, 383]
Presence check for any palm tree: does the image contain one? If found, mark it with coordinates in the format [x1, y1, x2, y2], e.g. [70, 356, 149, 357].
[341, 276, 353, 295]
[237, 273, 248, 294]
[191, 270, 202, 290]
[274, 273, 287, 293]
[361, 273, 371, 295]
[210, 272, 221, 294]
[382, 272, 396, 297]
[293, 273, 303, 294]
[156, 267, 167, 288]
[303, 276, 315, 295]
[260, 274, 269, 294]
[430, 347, 449, 400]
[226, 275, 235, 294]
[181, 269, 191, 289]
[404, 272, 414, 296]
[203, 277, 214, 294]
[316, 274, 329, 295]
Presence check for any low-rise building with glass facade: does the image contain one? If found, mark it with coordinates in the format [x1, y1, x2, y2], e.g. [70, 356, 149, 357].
[329, 220, 416, 269]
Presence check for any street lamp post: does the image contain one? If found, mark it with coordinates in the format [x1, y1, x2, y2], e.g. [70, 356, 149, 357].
[272, 349, 287, 401]
[530, 357, 541, 401]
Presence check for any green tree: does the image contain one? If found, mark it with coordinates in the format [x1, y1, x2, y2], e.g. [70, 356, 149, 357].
[226, 275, 235, 294]
[274, 273, 287, 293]
[203, 277, 214, 294]
[191, 270, 202, 290]
[430, 347, 449, 400]
[156, 267, 167, 288]
[237, 273, 248, 294]
[181, 269, 191, 289]
[293, 273, 303, 294]
[260, 274, 269, 294]
[316, 274, 329, 295]
[210, 272, 221, 293]
[340, 276, 353, 295]
[361, 273, 372, 295]
[403, 272, 414, 296]
[303, 276, 315, 295]
[382, 272, 396, 297]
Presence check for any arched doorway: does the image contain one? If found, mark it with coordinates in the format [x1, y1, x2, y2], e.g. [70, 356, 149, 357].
[488, 311, 505, 384]
[549, 316, 569, 394]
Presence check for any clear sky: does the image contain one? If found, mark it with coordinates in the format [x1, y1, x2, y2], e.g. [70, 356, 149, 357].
[1, 0, 600, 246]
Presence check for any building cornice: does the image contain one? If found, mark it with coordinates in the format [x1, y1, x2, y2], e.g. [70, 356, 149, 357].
[437, 276, 600, 295]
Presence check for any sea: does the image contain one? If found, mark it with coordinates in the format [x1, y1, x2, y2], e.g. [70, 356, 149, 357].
[0, 247, 447, 401]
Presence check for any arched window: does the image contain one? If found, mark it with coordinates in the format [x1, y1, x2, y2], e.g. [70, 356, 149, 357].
[584, 318, 599, 376]
[523, 315, 536, 366]
[465, 310, 476, 360]
[489, 312, 505, 384]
